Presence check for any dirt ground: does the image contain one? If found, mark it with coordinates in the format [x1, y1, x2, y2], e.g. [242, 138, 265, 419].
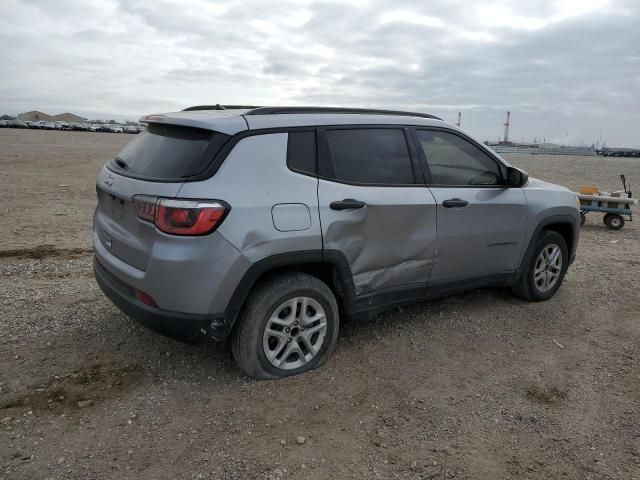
[1, 129, 639, 480]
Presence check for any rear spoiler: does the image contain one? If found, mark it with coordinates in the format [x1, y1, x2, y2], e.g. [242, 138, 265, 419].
[138, 112, 248, 136]
[140, 114, 165, 123]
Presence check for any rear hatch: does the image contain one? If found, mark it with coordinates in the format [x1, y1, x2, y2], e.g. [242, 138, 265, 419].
[95, 123, 230, 271]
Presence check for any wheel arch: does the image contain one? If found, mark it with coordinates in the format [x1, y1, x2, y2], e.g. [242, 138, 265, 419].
[518, 215, 579, 275]
[542, 222, 576, 257]
[224, 250, 355, 333]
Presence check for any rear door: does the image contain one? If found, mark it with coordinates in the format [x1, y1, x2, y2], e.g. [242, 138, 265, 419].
[317, 126, 437, 297]
[94, 123, 229, 271]
[413, 128, 527, 285]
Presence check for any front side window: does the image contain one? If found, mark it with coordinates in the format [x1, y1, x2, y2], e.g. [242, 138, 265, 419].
[416, 130, 503, 186]
[324, 128, 415, 185]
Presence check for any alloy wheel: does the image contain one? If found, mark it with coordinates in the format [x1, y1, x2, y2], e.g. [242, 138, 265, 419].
[262, 296, 328, 370]
[534, 244, 563, 293]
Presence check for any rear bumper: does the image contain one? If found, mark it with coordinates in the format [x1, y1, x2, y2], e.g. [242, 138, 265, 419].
[93, 257, 232, 341]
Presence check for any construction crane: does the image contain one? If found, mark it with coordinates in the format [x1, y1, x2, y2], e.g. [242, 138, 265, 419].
[503, 111, 510, 144]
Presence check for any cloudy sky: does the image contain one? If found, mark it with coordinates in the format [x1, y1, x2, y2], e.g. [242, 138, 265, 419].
[1, 0, 638, 146]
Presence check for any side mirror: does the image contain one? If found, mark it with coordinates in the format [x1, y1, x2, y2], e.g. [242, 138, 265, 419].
[507, 167, 528, 187]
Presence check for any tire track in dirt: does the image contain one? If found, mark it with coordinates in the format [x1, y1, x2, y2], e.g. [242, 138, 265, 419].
[0, 363, 143, 413]
[0, 245, 92, 260]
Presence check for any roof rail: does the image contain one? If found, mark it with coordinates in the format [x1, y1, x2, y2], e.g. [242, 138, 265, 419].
[245, 106, 442, 120]
[182, 104, 261, 112]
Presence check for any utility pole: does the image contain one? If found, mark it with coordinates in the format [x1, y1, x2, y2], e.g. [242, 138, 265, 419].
[597, 129, 603, 150]
[455, 112, 461, 127]
[503, 111, 510, 144]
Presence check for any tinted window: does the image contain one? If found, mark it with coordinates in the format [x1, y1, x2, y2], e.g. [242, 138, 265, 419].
[416, 130, 502, 186]
[108, 124, 229, 180]
[324, 129, 415, 185]
[287, 131, 316, 175]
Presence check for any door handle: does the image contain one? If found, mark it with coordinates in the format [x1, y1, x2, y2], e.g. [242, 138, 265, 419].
[442, 198, 469, 208]
[330, 199, 367, 210]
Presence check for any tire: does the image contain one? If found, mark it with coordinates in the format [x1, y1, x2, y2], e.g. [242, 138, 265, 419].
[512, 230, 569, 301]
[603, 213, 624, 230]
[231, 273, 339, 379]
[580, 213, 586, 227]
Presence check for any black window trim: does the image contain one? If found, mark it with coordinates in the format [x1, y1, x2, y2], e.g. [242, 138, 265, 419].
[317, 125, 425, 188]
[210, 126, 323, 181]
[412, 126, 509, 188]
[107, 123, 505, 186]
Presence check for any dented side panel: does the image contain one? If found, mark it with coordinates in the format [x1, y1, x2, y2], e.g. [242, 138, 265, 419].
[318, 180, 437, 295]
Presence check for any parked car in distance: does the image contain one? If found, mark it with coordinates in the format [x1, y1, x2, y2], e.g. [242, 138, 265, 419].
[123, 126, 138, 134]
[0, 120, 9, 127]
[93, 105, 581, 379]
[42, 122, 56, 130]
[9, 120, 28, 128]
[96, 124, 123, 133]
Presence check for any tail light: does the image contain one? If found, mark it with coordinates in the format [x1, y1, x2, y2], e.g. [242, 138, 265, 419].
[133, 196, 229, 236]
[134, 196, 156, 222]
[156, 199, 228, 235]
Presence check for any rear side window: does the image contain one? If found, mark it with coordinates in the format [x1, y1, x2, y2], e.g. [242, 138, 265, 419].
[108, 123, 229, 180]
[287, 131, 316, 175]
[323, 129, 415, 185]
[416, 130, 502, 186]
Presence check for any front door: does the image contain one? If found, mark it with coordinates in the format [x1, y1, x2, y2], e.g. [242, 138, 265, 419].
[317, 127, 438, 296]
[414, 128, 528, 285]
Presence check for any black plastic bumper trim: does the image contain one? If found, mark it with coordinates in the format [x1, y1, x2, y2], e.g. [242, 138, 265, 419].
[93, 257, 231, 342]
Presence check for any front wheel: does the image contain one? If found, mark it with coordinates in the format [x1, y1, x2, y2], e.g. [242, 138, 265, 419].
[231, 273, 339, 379]
[512, 230, 569, 301]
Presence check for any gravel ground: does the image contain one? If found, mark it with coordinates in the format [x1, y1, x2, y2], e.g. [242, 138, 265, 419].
[1, 129, 639, 480]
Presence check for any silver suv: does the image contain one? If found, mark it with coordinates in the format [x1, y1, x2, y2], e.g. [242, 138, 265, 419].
[93, 106, 580, 379]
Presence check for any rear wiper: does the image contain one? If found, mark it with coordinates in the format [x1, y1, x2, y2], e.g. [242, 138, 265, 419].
[114, 157, 128, 170]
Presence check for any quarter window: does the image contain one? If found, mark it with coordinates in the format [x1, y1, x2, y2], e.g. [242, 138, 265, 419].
[287, 131, 316, 175]
[416, 130, 502, 186]
[324, 129, 415, 185]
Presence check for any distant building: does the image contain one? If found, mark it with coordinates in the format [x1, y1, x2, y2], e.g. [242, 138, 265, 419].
[18, 110, 52, 122]
[17, 111, 87, 123]
[53, 112, 87, 123]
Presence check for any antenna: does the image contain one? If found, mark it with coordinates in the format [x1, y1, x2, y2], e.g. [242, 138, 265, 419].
[455, 112, 461, 127]
[503, 111, 510, 144]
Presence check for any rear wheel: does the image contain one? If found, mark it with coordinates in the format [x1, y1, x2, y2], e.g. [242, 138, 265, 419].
[231, 273, 339, 379]
[603, 213, 624, 230]
[512, 230, 568, 301]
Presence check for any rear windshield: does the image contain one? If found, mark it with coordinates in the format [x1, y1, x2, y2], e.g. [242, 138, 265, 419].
[108, 123, 229, 180]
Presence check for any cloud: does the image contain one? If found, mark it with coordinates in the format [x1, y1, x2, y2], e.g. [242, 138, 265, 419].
[0, 0, 638, 145]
